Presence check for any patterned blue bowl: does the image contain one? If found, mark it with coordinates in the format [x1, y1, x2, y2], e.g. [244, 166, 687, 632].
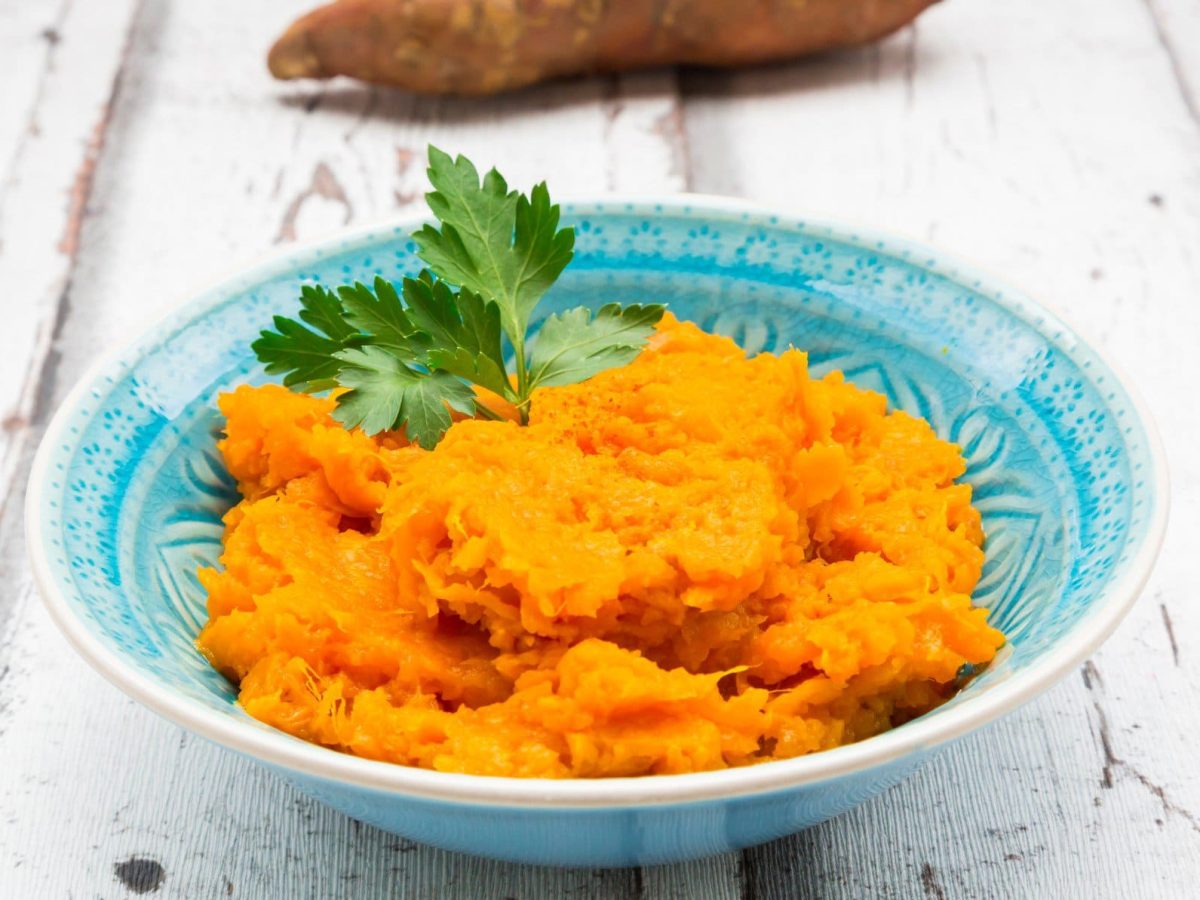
[27, 199, 1167, 867]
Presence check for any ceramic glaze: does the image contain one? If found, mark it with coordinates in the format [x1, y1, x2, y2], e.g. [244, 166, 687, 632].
[27, 200, 1167, 866]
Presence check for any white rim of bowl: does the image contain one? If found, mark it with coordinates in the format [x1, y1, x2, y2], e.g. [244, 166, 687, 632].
[26, 195, 1170, 809]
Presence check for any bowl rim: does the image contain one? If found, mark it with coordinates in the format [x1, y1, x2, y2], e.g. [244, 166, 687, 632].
[26, 194, 1170, 809]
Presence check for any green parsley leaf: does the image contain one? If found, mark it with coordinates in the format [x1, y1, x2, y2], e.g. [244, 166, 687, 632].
[337, 272, 511, 399]
[252, 285, 363, 390]
[338, 277, 427, 357]
[413, 150, 517, 302]
[411, 147, 575, 395]
[332, 346, 475, 449]
[528, 303, 666, 390]
[298, 284, 360, 342]
[402, 272, 511, 399]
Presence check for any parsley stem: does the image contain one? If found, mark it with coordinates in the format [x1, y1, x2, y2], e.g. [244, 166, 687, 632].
[513, 336, 530, 425]
[474, 402, 505, 422]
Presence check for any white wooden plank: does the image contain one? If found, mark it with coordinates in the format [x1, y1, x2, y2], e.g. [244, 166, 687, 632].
[0, 0, 144, 412]
[640, 853, 742, 900]
[0, 1, 64, 174]
[0, 0, 143, 585]
[602, 71, 695, 193]
[1141, 0, 1200, 124]
[682, 0, 1200, 895]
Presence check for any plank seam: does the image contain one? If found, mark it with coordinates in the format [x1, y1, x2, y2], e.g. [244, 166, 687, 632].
[1139, 0, 1200, 127]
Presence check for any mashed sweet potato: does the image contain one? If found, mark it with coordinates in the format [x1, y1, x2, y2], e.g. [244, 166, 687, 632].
[197, 314, 1003, 777]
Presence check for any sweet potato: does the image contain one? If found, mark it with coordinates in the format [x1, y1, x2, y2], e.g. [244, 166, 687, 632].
[268, 0, 938, 95]
[199, 316, 1001, 777]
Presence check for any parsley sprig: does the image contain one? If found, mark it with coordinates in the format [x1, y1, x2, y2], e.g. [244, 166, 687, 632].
[253, 147, 664, 448]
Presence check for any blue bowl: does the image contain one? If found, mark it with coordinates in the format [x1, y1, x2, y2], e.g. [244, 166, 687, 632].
[27, 199, 1167, 867]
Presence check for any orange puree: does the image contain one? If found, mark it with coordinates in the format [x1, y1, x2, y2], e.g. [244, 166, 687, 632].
[197, 314, 1004, 777]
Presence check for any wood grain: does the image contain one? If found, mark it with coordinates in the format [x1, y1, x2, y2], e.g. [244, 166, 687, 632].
[0, 0, 1197, 896]
[0, 0, 145, 623]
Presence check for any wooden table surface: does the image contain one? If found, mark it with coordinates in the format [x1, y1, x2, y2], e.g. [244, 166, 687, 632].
[2, 1, 1198, 896]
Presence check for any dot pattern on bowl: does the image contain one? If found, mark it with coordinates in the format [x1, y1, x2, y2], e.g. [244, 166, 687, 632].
[36, 204, 1157, 727]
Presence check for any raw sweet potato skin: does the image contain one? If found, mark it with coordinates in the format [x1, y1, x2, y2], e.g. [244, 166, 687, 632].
[268, 0, 939, 95]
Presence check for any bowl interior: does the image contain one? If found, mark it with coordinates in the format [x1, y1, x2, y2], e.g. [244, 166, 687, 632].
[35, 202, 1158, 751]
